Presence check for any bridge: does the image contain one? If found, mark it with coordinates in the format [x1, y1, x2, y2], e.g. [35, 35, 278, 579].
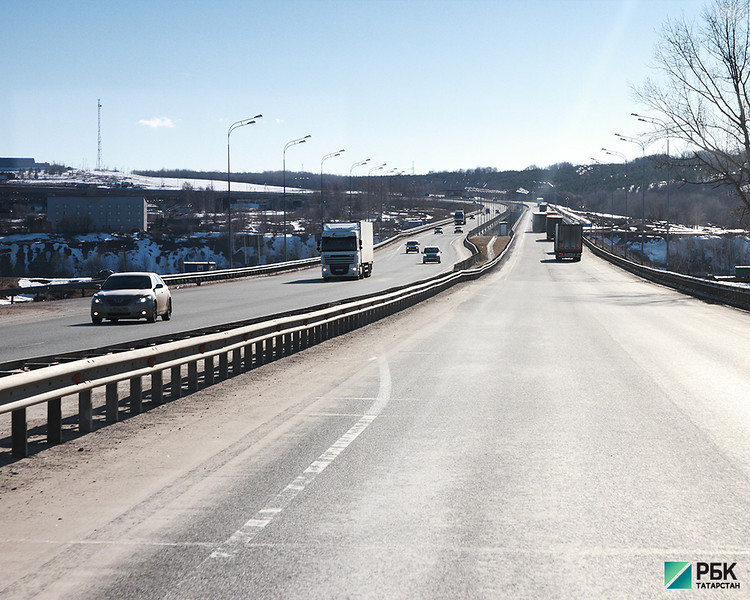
[1, 205, 749, 598]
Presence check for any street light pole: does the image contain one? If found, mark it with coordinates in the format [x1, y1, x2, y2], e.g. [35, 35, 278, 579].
[227, 114, 262, 268]
[349, 158, 370, 220]
[382, 168, 400, 231]
[590, 158, 607, 248]
[320, 149, 344, 229]
[283, 134, 312, 262]
[367, 163, 386, 221]
[616, 133, 647, 264]
[632, 113, 671, 270]
[602, 148, 627, 254]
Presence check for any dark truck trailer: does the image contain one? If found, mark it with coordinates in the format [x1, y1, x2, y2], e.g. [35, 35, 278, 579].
[554, 223, 583, 261]
[545, 213, 564, 240]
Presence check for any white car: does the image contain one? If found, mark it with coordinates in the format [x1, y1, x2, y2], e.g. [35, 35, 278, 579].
[91, 272, 172, 324]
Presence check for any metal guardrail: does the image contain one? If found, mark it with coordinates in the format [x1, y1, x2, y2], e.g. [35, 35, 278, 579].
[454, 204, 522, 271]
[0, 219, 465, 376]
[0, 218, 457, 303]
[583, 236, 750, 311]
[0, 280, 100, 303]
[548, 203, 750, 310]
[0, 212, 515, 459]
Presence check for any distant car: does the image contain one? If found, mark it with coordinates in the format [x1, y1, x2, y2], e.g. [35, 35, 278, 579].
[469, 214, 475, 220]
[91, 271, 172, 324]
[454, 226, 463, 234]
[422, 246, 442, 263]
[405, 240, 420, 253]
[434, 227, 443, 234]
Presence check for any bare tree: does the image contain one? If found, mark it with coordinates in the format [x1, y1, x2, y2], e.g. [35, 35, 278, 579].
[636, 0, 750, 212]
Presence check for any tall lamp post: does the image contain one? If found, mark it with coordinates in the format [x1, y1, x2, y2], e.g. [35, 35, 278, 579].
[283, 134, 311, 261]
[349, 158, 370, 219]
[227, 114, 262, 267]
[615, 133, 647, 264]
[382, 168, 400, 228]
[320, 149, 344, 229]
[632, 113, 671, 270]
[590, 158, 607, 248]
[602, 147, 627, 254]
[367, 163, 386, 220]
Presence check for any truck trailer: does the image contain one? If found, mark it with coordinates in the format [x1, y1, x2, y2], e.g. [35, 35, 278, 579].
[545, 213, 564, 241]
[319, 221, 374, 280]
[554, 223, 583, 261]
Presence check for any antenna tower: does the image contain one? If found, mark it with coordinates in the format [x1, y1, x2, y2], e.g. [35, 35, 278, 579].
[96, 99, 102, 171]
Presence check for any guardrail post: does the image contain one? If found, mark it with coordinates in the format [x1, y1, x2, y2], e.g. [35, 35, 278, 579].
[255, 341, 264, 367]
[292, 330, 300, 353]
[205, 356, 214, 385]
[232, 348, 242, 375]
[12, 408, 28, 457]
[265, 337, 274, 363]
[79, 390, 93, 432]
[242, 344, 252, 372]
[130, 376, 142, 414]
[106, 382, 118, 423]
[48, 398, 62, 445]
[188, 361, 198, 392]
[219, 353, 229, 380]
[171, 365, 182, 399]
[152, 371, 163, 404]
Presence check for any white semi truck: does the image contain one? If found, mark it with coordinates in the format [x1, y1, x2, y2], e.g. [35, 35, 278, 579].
[319, 221, 374, 280]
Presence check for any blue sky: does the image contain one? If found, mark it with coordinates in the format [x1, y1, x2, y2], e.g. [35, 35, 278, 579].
[3, 0, 703, 176]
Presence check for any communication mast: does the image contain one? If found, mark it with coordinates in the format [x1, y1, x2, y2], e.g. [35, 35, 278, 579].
[96, 99, 102, 171]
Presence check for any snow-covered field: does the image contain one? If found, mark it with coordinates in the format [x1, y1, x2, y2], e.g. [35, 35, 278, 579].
[0, 230, 318, 284]
[7, 169, 311, 194]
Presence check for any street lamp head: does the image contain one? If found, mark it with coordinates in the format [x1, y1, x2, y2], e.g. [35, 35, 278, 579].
[253, 114, 263, 119]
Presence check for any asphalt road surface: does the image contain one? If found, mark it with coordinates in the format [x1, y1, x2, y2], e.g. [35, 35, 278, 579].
[0, 228, 470, 364]
[2, 212, 750, 598]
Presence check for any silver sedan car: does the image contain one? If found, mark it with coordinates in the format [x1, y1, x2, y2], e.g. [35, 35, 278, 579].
[91, 272, 172, 324]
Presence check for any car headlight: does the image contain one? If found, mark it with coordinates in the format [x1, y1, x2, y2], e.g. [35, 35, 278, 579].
[92, 295, 102, 304]
[137, 295, 154, 304]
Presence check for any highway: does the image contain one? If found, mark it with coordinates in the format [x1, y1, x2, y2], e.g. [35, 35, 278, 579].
[0, 227, 471, 364]
[2, 212, 750, 598]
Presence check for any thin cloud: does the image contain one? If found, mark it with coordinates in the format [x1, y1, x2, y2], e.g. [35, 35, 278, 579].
[138, 117, 175, 128]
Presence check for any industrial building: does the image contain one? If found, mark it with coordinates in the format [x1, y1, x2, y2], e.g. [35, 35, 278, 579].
[47, 195, 147, 233]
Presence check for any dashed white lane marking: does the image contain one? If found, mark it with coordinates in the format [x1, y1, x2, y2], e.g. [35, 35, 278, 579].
[207, 355, 391, 560]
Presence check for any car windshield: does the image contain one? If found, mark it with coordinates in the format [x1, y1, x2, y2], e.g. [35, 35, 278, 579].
[424, 247, 439, 253]
[101, 275, 152, 290]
